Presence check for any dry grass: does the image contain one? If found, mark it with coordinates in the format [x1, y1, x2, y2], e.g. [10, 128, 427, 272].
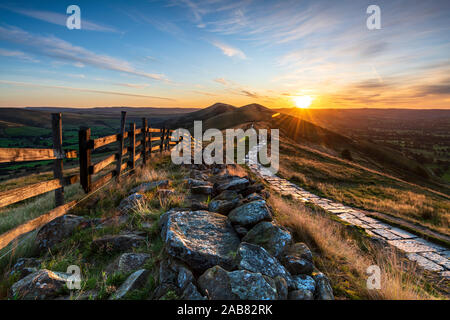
[278, 143, 450, 236]
[269, 193, 443, 300]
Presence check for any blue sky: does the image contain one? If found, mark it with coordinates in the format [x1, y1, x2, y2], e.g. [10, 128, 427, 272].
[0, 0, 449, 108]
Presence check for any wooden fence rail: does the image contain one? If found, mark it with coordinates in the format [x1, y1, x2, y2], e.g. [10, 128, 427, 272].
[0, 111, 180, 251]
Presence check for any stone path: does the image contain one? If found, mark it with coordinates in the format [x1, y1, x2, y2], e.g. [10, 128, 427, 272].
[245, 144, 450, 279]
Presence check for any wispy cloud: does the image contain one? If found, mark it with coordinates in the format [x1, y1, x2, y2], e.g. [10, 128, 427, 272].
[0, 26, 167, 81]
[0, 80, 175, 101]
[114, 83, 150, 89]
[4, 6, 118, 33]
[0, 48, 38, 62]
[211, 41, 246, 59]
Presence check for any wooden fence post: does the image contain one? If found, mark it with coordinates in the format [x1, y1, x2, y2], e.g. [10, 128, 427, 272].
[148, 120, 152, 158]
[129, 123, 136, 170]
[142, 118, 148, 166]
[79, 127, 92, 193]
[160, 126, 165, 154]
[165, 128, 170, 151]
[51, 113, 64, 206]
[116, 111, 127, 182]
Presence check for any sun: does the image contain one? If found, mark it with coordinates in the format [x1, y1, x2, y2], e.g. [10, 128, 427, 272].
[293, 95, 313, 108]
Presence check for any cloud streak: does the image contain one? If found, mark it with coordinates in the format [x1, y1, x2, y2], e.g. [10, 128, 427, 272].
[0, 26, 167, 81]
[0, 80, 175, 101]
[211, 41, 246, 59]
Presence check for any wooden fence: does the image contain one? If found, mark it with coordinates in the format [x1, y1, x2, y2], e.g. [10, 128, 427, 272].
[0, 111, 177, 251]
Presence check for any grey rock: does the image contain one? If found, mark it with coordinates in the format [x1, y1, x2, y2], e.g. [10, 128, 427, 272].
[241, 183, 264, 197]
[117, 193, 145, 213]
[228, 200, 272, 227]
[288, 289, 314, 300]
[216, 177, 250, 193]
[130, 180, 169, 194]
[213, 190, 242, 201]
[186, 178, 209, 187]
[10, 258, 42, 279]
[289, 274, 315, 293]
[191, 185, 213, 195]
[92, 233, 146, 253]
[280, 243, 314, 275]
[198, 266, 277, 300]
[237, 242, 291, 280]
[208, 198, 240, 215]
[190, 200, 208, 211]
[159, 257, 195, 290]
[110, 269, 149, 300]
[36, 215, 90, 252]
[161, 210, 240, 272]
[246, 193, 264, 202]
[274, 276, 288, 300]
[313, 273, 334, 300]
[116, 253, 150, 273]
[243, 221, 292, 257]
[181, 282, 206, 300]
[10, 269, 70, 300]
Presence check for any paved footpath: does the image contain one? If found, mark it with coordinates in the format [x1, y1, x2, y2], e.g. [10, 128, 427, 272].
[245, 144, 450, 279]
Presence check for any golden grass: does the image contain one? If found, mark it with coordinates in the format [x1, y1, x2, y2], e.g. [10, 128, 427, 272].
[278, 148, 450, 236]
[269, 193, 442, 300]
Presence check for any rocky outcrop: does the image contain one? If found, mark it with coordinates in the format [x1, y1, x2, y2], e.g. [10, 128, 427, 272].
[10, 269, 69, 300]
[160, 210, 240, 272]
[280, 242, 314, 275]
[208, 198, 240, 215]
[117, 193, 146, 213]
[92, 233, 146, 253]
[110, 269, 149, 300]
[198, 266, 278, 300]
[36, 215, 92, 252]
[130, 180, 169, 194]
[108, 253, 151, 274]
[10, 258, 42, 279]
[313, 273, 334, 300]
[228, 200, 272, 227]
[243, 221, 292, 257]
[215, 177, 250, 193]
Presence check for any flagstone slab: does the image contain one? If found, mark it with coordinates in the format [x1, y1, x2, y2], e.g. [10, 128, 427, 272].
[388, 227, 417, 239]
[419, 252, 450, 269]
[371, 228, 402, 240]
[406, 253, 444, 272]
[388, 239, 437, 253]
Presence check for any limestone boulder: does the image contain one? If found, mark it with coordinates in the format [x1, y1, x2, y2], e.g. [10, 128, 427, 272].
[243, 221, 292, 257]
[160, 210, 240, 272]
[198, 266, 278, 300]
[228, 200, 272, 227]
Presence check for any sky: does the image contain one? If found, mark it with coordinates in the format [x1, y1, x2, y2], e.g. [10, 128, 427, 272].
[0, 0, 449, 109]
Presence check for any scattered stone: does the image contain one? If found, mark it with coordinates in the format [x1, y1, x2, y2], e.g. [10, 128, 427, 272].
[313, 273, 334, 300]
[213, 190, 242, 201]
[93, 233, 146, 253]
[109, 269, 149, 300]
[181, 282, 206, 300]
[288, 289, 314, 300]
[274, 276, 288, 300]
[36, 215, 91, 252]
[130, 180, 169, 194]
[113, 253, 151, 274]
[289, 274, 315, 293]
[118, 193, 145, 213]
[198, 266, 277, 300]
[237, 242, 291, 280]
[190, 200, 208, 211]
[246, 193, 264, 202]
[240, 183, 264, 197]
[280, 243, 314, 275]
[228, 200, 272, 227]
[243, 222, 292, 257]
[159, 257, 195, 290]
[216, 177, 250, 193]
[10, 269, 70, 300]
[186, 179, 210, 187]
[191, 185, 213, 195]
[161, 210, 240, 272]
[208, 198, 240, 215]
[10, 258, 42, 279]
